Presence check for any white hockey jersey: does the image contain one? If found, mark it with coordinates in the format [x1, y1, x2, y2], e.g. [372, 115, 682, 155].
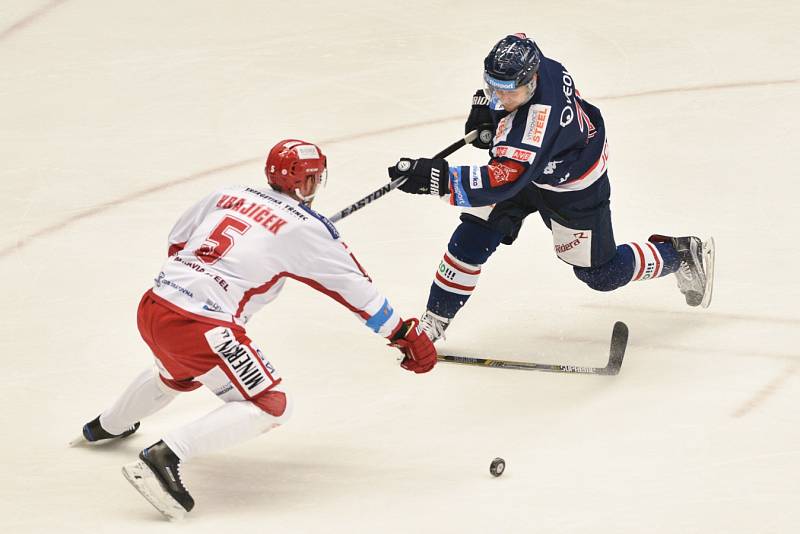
[151, 185, 401, 337]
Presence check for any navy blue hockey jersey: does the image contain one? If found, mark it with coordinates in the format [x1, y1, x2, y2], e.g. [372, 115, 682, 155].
[447, 55, 608, 207]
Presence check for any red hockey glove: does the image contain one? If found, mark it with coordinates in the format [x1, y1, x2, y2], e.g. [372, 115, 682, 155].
[388, 318, 437, 374]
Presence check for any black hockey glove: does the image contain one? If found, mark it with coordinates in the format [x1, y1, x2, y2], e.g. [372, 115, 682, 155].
[388, 157, 450, 196]
[464, 89, 494, 150]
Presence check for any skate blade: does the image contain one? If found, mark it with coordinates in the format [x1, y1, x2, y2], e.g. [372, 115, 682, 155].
[701, 236, 715, 309]
[122, 460, 186, 521]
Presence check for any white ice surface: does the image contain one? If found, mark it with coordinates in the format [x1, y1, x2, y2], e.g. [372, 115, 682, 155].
[1, 1, 799, 532]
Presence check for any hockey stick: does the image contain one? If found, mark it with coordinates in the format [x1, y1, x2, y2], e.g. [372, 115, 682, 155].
[437, 321, 629, 375]
[327, 130, 479, 223]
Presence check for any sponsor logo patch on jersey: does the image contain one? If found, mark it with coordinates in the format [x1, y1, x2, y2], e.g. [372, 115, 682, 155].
[560, 106, 574, 127]
[449, 167, 471, 206]
[469, 165, 482, 189]
[551, 220, 592, 267]
[543, 160, 563, 175]
[522, 104, 551, 148]
[205, 327, 274, 397]
[493, 110, 517, 144]
[492, 145, 536, 164]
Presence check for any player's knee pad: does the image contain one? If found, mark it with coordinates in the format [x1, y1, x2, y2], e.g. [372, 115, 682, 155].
[250, 389, 292, 427]
[448, 220, 504, 265]
[572, 245, 635, 292]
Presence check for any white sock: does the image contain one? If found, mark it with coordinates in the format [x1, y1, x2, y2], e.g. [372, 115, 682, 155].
[162, 397, 291, 462]
[99, 368, 177, 435]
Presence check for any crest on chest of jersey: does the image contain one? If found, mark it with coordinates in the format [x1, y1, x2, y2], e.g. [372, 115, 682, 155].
[265, 139, 328, 203]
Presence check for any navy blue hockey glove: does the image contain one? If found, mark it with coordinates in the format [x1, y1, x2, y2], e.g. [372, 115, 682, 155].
[465, 89, 494, 150]
[388, 157, 450, 196]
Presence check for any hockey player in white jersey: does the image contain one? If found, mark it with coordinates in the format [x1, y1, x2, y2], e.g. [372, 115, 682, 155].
[72, 139, 437, 520]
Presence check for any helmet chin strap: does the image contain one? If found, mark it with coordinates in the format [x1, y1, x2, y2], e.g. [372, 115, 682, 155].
[293, 170, 326, 204]
[294, 188, 315, 203]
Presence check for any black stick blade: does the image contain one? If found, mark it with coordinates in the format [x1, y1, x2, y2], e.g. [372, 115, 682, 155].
[437, 321, 630, 376]
[601, 321, 629, 375]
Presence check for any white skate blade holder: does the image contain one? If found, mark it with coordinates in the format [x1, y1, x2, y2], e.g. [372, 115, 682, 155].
[122, 460, 187, 521]
[701, 236, 715, 309]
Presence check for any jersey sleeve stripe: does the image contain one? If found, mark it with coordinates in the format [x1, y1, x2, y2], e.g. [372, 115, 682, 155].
[448, 167, 472, 207]
[365, 298, 395, 333]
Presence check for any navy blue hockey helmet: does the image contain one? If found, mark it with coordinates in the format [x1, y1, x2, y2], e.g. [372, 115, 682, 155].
[483, 33, 542, 91]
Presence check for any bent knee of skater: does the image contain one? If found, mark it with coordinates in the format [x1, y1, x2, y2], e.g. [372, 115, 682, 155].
[449, 223, 503, 265]
[250, 389, 292, 424]
[573, 265, 622, 292]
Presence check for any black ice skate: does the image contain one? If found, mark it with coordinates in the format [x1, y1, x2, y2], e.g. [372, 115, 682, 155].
[122, 440, 195, 520]
[69, 415, 140, 446]
[420, 310, 451, 343]
[650, 234, 715, 308]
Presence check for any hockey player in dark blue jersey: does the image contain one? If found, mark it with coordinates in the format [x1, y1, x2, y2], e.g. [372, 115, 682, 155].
[388, 33, 715, 342]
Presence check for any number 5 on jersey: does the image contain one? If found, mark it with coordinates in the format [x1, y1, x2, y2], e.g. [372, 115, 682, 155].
[195, 216, 251, 265]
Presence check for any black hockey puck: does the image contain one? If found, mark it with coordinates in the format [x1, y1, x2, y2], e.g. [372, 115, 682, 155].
[489, 457, 505, 477]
